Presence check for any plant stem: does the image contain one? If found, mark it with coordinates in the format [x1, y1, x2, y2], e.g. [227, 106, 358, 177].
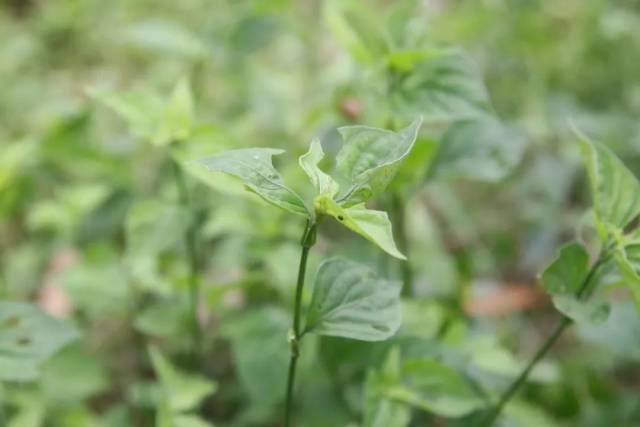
[171, 159, 201, 357]
[284, 220, 316, 427]
[481, 253, 608, 426]
[391, 192, 413, 296]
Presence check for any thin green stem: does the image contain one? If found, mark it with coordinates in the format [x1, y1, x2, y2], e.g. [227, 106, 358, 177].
[481, 253, 608, 426]
[391, 192, 413, 296]
[171, 159, 201, 357]
[284, 220, 316, 427]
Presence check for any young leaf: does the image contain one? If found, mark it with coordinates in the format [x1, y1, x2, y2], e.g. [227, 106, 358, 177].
[541, 242, 609, 324]
[196, 148, 309, 216]
[389, 49, 492, 123]
[298, 139, 338, 198]
[304, 258, 402, 341]
[315, 196, 406, 259]
[0, 302, 78, 381]
[576, 131, 640, 239]
[429, 116, 526, 182]
[336, 118, 422, 206]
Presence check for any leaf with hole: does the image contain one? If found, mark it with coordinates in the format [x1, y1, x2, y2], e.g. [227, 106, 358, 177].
[0, 301, 78, 381]
[315, 196, 406, 259]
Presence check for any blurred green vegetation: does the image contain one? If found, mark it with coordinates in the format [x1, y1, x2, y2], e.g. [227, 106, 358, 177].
[1, 0, 639, 426]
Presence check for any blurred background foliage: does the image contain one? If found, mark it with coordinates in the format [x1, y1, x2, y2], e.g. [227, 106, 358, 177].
[1, 0, 639, 426]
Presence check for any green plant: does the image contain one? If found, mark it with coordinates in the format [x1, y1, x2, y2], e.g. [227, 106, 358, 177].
[482, 129, 640, 425]
[197, 119, 421, 426]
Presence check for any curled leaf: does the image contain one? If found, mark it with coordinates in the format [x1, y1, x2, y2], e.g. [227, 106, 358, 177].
[298, 139, 338, 198]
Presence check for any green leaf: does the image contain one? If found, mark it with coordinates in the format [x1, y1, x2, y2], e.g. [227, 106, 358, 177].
[389, 49, 492, 123]
[542, 243, 589, 295]
[90, 78, 195, 146]
[221, 307, 290, 407]
[315, 196, 406, 259]
[576, 130, 640, 239]
[429, 117, 526, 182]
[611, 231, 640, 309]
[0, 301, 78, 381]
[336, 119, 422, 206]
[298, 139, 338, 198]
[366, 349, 482, 420]
[365, 348, 411, 427]
[541, 242, 609, 324]
[90, 88, 163, 142]
[324, 0, 389, 64]
[386, 359, 484, 417]
[155, 78, 195, 146]
[551, 295, 611, 325]
[304, 258, 402, 341]
[149, 346, 217, 413]
[196, 148, 309, 216]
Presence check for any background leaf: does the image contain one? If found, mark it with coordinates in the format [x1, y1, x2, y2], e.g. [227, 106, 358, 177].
[0, 302, 78, 381]
[429, 116, 526, 182]
[389, 49, 492, 123]
[577, 132, 640, 238]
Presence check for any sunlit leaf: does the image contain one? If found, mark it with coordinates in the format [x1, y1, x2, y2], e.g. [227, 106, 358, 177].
[196, 148, 309, 216]
[304, 258, 402, 341]
[0, 301, 78, 381]
[298, 139, 338, 198]
[315, 196, 405, 259]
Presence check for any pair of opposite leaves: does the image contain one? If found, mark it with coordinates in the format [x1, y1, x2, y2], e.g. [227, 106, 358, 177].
[197, 119, 423, 260]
